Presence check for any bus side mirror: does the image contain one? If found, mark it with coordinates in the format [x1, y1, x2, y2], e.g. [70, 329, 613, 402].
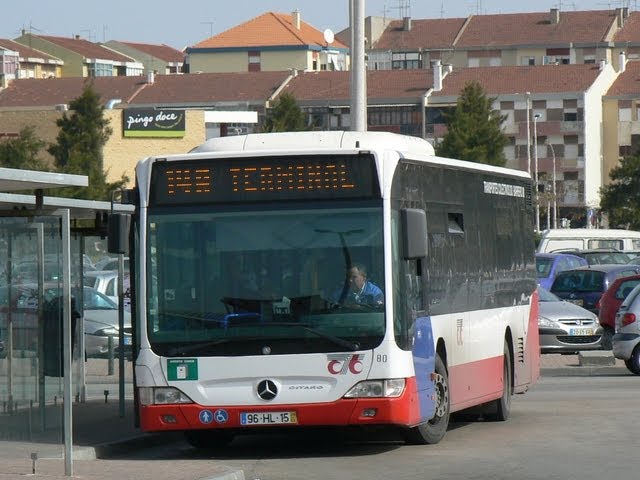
[108, 213, 130, 254]
[401, 208, 427, 259]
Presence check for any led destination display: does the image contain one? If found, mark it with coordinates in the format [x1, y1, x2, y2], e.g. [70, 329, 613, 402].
[149, 155, 380, 205]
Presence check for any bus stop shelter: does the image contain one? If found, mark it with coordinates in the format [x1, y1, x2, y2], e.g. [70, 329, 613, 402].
[0, 167, 133, 476]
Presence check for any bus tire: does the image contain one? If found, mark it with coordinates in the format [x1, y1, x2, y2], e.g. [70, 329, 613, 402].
[184, 430, 234, 449]
[403, 354, 450, 445]
[486, 341, 512, 421]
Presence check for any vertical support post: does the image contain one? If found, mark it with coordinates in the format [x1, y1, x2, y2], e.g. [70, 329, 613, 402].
[350, 0, 366, 131]
[533, 114, 540, 232]
[60, 209, 73, 476]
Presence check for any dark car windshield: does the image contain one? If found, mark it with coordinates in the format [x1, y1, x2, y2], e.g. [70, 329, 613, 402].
[551, 270, 605, 293]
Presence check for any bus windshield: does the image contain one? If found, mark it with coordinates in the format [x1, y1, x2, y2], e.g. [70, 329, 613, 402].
[146, 202, 385, 356]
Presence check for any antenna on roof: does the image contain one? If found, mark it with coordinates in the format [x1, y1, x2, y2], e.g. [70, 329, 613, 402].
[200, 21, 214, 37]
[391, 0, 411, 18]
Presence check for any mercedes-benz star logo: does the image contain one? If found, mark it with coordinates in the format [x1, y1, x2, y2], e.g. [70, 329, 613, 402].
[257, 379, 278, 400]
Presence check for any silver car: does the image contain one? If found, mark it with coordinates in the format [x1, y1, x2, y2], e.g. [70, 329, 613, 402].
[612, 283, 640, 374]
[538, 286, 603, 354]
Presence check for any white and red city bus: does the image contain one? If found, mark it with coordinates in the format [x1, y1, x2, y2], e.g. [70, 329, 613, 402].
[110, 130, 540, 447]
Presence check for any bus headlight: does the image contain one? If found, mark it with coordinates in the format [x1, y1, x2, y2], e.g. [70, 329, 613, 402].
[344, 379, 405, 398]
[139, 387, 193, 405]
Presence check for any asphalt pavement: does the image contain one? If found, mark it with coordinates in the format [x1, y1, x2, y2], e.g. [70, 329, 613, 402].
[0, 353, 631, 480]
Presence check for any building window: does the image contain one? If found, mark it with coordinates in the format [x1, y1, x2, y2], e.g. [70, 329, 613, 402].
[88, 62, 113, 77]
[563, 112, 578, 121]
[248, 51, 261, 72]
[521, 56, 535, 65]
[391, 52, 421, 70]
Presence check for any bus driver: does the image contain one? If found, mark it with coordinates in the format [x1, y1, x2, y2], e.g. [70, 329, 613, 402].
[332, 263, 384, 306]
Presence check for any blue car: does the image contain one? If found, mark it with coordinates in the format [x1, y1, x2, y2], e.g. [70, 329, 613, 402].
[550, 264, 640, 315]
[535, 252, 588, 290]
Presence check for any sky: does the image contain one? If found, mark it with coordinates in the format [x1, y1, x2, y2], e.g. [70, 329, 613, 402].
[1, 0, 635, 50]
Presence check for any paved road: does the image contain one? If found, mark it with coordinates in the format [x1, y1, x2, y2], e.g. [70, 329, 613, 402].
[0, 353, 633, 480]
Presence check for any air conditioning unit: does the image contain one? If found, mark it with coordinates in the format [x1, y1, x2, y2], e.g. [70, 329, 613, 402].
[54, 104, 68, 111]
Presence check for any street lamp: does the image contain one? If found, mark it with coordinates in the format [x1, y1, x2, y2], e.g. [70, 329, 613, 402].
[533, 113, 540, 232]
[546, 141, 557, 229]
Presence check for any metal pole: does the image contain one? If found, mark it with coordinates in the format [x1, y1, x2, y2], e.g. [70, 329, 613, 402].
[60, 209, 73, 476]
[534, 114, 540, 232]
[549, 142, 558, 229]
[526, 92, 531, 175]
[350, 0, 366, 131]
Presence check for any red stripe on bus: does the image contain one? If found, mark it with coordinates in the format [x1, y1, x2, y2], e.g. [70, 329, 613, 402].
[448, 356, 503, 411]
[138, 377, 423, 432]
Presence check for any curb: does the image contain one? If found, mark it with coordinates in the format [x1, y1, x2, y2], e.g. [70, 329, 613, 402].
[541, 366, 630, 377]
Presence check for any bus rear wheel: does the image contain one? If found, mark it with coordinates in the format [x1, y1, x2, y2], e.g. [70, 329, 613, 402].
[184, 430, 234, 449]
[403, 354, 450, 445]
[485, 341, 512, 421]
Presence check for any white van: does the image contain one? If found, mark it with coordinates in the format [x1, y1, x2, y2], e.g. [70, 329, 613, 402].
[537, 228, 640, 253]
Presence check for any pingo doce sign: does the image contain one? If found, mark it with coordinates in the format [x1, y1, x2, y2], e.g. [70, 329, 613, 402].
[123, 108, 185, 137]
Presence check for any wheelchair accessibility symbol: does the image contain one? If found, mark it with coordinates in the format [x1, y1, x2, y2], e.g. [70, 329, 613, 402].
[213, 409, 229, 424]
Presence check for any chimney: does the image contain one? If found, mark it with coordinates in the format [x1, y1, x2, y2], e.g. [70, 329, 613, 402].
[616, 8, 627, 27]
[292, 9, 301, 30]
[433, 60, 443, 92]
[550, 8, 560, 24]
[147, 70, 155, 84]
[403, 16, 412, 31]
[620, 51, 626, 72]
[599, 59, 606, 71]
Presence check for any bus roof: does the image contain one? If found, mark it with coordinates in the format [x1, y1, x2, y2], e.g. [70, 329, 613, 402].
[191, 131, 435, 157]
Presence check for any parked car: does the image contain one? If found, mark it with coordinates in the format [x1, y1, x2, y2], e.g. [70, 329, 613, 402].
[597, 274, 640, 349]
[553, 249, 632, 266]
[93, 256, 129, 273]
[83, 270, 131, 310]
[538, 286, 602, 354]
[612, 283, 640, 374]
[0, 283, 131, 359]
[535, 252, 588, 290]
[549, 264, 640, 315]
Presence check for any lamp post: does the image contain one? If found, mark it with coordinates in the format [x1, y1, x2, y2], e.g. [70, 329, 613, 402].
[533, 113, 540, 232]
[547, 141, 557, 229]
[526, 92, 531, 175]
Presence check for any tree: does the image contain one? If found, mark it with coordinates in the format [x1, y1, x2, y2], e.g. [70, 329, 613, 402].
[435, 80, 508, 167]
[262, 92, 308, 132]
[0, 126, 50, 171]
[599, 154, 640, 229]
[47, 81, 128, 200]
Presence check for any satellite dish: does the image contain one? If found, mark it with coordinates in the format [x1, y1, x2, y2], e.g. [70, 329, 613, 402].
[323, 28, 335, 45]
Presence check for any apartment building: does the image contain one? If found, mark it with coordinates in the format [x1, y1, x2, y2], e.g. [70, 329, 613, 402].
[186, 11, 349, 74]
[103, 40, 185, 75]
[368, 8, 632, 71]
[13, 33, 143, 77]
[0, 38, 63, 86]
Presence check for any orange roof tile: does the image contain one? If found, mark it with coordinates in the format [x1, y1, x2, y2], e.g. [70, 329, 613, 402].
[113, 41, 185, 63]
[30, 35, 135, 62]
[432, 64, 603, 97]
[606, 60, 640, 96]
[613, 11, 640, 43]
[456, 10, 617, 48]
[191, 12, 347, 50]
[282, 70, 433, 103]
[0, 77, 148, 108]
[0, 38, 60, 62]
[0, 72, 291, 108]
[373, 18, 467, 50]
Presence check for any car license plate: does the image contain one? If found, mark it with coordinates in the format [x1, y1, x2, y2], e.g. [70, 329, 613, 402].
[567, 299, 583, 306]
[570, 328, 593, 336]
[240, 411, 297, 425]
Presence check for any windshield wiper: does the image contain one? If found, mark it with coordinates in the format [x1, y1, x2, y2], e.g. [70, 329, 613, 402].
[167, 338, 233, 357]
[266, 322, 360, 351]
